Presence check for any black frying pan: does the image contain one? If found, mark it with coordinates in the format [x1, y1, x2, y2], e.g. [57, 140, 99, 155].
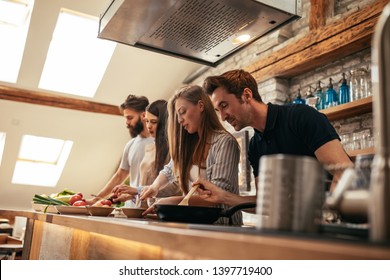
[154, 202, 256, 225]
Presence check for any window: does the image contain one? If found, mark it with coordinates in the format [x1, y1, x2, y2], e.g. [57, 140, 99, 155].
[12, 135, 73, 187]
[0, 0, 34, 83]
[0, 132, 6, 167]
[39, 9, 116, 98]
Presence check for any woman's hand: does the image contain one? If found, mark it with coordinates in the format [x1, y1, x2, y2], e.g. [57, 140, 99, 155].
[193, 178, 228, 204]
[140, 185, 159, 200]
[111, 184, 138, 202]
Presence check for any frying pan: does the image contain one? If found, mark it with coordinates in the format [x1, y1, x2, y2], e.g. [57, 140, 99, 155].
[154, 202, 256, 225]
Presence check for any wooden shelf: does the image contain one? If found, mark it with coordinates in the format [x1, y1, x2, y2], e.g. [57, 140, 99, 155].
[320, 96, 373, 121]
[347, 147, 375, 158]
[245, 0, 388, 83]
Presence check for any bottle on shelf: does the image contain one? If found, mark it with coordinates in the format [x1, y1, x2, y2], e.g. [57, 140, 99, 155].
[325, 78, 338, 109]
[305, 85, 318, 109]
[349, 67, 369, 101]
[292, 88, 305, 104]
[339, 72, 350, 105]
[285, 94, 293, 104]
[315, 81, 325, 110]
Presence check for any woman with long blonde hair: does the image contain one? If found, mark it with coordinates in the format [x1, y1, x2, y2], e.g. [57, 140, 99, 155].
[140, 85, 242, 225]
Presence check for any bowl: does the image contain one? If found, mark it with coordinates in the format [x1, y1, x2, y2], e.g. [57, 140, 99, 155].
[121, 208, 146, 218]
[86, 206, 114, 217]
[56, 205, 89, 215]
[31, 202, 59, 213]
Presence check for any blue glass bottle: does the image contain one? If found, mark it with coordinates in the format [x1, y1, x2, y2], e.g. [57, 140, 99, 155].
[325, 78, 338, 108]
[339, 72, 350, 104]
[292, 89, 305, 104]
[315, 81, 325, 110]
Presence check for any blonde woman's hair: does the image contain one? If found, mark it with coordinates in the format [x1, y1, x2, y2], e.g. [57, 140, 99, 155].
[167, 85, 229, 194]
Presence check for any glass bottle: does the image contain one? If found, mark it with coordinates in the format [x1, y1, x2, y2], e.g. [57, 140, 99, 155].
[349, 68, 368, 101]
[305, 85, 317, 108]
[325, 78, 338, 108]
[339, 72, 350, 104]
[292, 88, 305, 104]
[315, 81, 325, 110]
[285, 94, 293, 104]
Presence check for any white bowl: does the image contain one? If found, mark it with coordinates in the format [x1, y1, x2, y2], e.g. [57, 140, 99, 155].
[31, 202, 58, 213]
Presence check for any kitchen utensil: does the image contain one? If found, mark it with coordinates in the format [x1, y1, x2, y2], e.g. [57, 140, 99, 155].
[135, 194, 141, 208]
[256, 154, 324, 233]
[55, 205, 89, 215]
[121, 208, 147, 218]
[178, 184, 199, 206]
[154, 203, 256, 225]
[86, 206, 114, 217]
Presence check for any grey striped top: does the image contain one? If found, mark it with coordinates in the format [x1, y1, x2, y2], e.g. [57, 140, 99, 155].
[160, 131, 242, 226]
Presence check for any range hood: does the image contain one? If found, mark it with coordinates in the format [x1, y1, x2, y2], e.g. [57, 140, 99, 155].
[98, 0, 301, 66]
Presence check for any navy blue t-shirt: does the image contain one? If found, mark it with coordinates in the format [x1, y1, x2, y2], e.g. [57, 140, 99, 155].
[248, 103, 340, 177]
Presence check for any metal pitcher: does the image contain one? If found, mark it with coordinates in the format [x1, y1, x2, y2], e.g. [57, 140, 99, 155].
[256, 154, 324, 233]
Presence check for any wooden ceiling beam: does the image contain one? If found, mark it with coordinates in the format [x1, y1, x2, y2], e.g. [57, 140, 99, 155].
[0, 85, 121, 116]
[309, 0, 334, 30]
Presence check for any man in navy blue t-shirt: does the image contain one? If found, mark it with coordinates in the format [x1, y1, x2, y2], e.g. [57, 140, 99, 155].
[193, 69, 352, 207]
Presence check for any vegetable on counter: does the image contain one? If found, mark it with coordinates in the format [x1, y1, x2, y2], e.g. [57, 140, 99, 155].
[33, 194, 70, 206]
[49, 189, 76, 198]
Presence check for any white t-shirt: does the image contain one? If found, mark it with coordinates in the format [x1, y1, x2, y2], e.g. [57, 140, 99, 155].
[189, 165, 206, 185]
[119, 135, 154, 187]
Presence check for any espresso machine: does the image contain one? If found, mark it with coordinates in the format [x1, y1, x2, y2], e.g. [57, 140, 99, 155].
[369, 2, 390, 242]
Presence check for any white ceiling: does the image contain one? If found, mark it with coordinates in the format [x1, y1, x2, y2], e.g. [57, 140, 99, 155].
[0, 0, 202, 210]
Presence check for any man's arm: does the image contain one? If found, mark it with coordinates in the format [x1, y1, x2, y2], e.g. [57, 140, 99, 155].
[314, 139, 353, 192]
[92, 168, 129, 202]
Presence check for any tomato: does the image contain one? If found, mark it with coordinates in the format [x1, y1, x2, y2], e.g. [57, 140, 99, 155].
[76, 192, 83, 198]
[100, 199, 112, 206]
[73, 200, 87, 207]
[69, 194, 83, 205]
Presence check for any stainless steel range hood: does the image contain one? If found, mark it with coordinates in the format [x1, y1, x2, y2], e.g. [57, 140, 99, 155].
[98, 0, 301, 66]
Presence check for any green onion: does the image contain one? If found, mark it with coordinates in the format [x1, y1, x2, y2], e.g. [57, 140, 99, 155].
[33, 194, 70, 206]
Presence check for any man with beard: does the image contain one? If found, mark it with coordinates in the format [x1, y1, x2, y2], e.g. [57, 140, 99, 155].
[88, 94, 153, 205]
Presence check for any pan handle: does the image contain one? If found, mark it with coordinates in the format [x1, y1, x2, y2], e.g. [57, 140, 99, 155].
[220, 202, 257, 225]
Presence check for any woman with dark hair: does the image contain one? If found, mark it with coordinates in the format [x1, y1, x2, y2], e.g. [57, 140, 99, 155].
[139, 85, 242, 225]
[139, 100, 181, 196]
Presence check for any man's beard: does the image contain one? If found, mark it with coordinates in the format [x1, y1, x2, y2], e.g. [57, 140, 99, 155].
[128, 117, 144, 137]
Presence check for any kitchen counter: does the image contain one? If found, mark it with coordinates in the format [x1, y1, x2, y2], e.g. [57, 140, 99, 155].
[1, 208, 389, 260]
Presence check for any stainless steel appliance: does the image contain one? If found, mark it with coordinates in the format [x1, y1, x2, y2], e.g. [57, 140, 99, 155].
[256, 154, 324, 233]
[98, 0, 301, 66]
[369, 2, 390, 242]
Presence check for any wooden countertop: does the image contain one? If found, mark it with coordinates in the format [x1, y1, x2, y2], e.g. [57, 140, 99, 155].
[1, 208, 390, 260]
